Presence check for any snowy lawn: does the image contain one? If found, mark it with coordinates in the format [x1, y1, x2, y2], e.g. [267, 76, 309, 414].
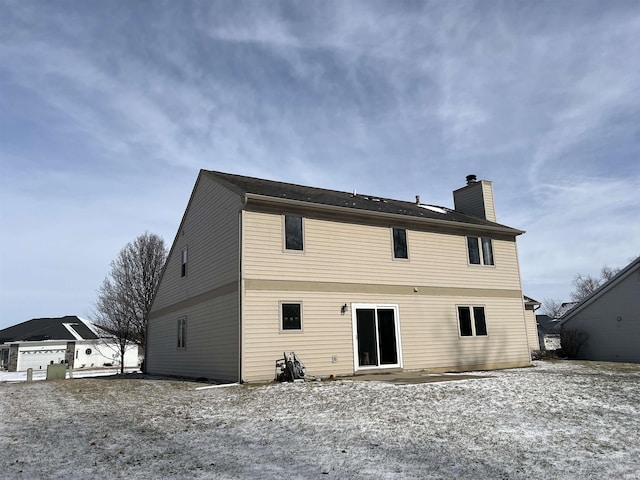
[1, 361, 638, 479]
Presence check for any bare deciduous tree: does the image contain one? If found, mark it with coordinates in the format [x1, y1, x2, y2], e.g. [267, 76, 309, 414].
[570, 264, 621, 302]
[542, 298, 564, 319]
[94, 232, 167, 373]
[570, 274, 601, 301]
[600, 265, 621, 282]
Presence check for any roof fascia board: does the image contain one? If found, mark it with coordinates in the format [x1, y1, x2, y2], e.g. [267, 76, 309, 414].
[244, 193, 524, 237]
[561, 257, 640, 325]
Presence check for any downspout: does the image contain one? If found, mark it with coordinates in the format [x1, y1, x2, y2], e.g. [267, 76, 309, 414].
[237, 197, 246, 384]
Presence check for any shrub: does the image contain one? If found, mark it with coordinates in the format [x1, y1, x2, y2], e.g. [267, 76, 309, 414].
[531, 349, 562, 361]
[560, 329, 588, 359]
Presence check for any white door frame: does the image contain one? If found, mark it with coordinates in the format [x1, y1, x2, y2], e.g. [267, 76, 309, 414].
[351, 303, 403, 371]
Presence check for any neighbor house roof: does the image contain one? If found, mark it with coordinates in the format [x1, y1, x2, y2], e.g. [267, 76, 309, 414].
[536, 314, 562, 334]
[560, 256, 640, 325]
[524, 295, 541, 308]
[0, 316, 101, 343]
[205, 170, 524, 236]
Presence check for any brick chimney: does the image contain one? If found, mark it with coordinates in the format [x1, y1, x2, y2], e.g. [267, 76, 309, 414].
[453, 175, 497, 222]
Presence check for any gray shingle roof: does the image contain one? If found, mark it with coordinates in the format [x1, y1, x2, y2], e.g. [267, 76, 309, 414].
[205, 170, 523, 234]
[0, 316, 100, 343]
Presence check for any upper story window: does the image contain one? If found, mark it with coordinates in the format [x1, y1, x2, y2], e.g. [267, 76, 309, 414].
[285, 215, 304, 251]
[392, 228, 408, 259]
[467, 237, 494, 265]
[181, 247, 188, 277]
[457, 306, 488, 337]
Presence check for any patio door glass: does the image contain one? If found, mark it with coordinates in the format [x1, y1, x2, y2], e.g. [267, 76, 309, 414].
[354, 305, 401, 369]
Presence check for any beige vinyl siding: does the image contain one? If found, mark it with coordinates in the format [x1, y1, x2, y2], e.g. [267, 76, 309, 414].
[242, 211, 522, 290]
[242, 290, 356, 382]
[480, 182, 496, 222]
[524, 307, 541, 352]
[241, 289, 530, 382]
[241, 209, 528, 382]
[147, 173, 242, 380]
[152, 175, 242, 311]
[146, 292, 239, 381]
[563, 267, 640, 363]
[399, 295, 529, 371]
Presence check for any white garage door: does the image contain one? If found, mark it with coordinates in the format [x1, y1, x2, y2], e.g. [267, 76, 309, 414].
[18, 349, 66, 371]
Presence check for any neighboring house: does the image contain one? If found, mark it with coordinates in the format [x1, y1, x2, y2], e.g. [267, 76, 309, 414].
[0, 316, 138, 372]
[146, 171, 532, 383]
[560, 257, 640, 363]
[557, 302, 579, 318]
[535, 314, 562, 351]
[523, 296, 541, 352]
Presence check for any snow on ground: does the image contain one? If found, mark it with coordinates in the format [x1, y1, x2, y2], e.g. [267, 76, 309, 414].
[0, 368, 140, 383]
[1, 361, 639, 479]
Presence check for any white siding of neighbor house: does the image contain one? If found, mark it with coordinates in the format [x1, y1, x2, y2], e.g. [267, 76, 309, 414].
[14, 343, 67, 371]
[73, 341, 138, 370]
[4, 340, 138, 372]
[146, 173, 242, 381]
[241, 210, 530, 382]
[563, 266, 640, 363]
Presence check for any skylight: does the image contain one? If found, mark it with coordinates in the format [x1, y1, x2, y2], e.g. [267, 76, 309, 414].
[418, 205, 448, 214]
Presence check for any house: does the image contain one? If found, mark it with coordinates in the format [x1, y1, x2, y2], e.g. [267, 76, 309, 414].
[560, 257, 640, 363]
[0, 316, 139, 372]
[535, 314, 562, 351]
[523, 295, 541, 351]
[146, 171, 533, 383]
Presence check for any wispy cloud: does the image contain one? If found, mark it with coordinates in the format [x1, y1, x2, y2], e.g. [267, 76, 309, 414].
[1, 1, 639, 325]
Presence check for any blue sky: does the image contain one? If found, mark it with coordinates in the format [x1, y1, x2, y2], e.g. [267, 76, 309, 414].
[1, 1, 639, 329]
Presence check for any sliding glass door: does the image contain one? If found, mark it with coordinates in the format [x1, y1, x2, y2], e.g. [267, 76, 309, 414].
[353, 304, 401, 369]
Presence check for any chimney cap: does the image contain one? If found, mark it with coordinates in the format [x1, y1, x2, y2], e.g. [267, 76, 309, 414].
[466, 174, 477, 185]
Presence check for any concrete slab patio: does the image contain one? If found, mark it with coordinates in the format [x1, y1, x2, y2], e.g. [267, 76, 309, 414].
[345, 370, 492, 385]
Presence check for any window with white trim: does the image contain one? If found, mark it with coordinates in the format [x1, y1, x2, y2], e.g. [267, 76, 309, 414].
[457, 306, 488, 337]
[281, 302, 302, 331]
[467, 237, 494, 265]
